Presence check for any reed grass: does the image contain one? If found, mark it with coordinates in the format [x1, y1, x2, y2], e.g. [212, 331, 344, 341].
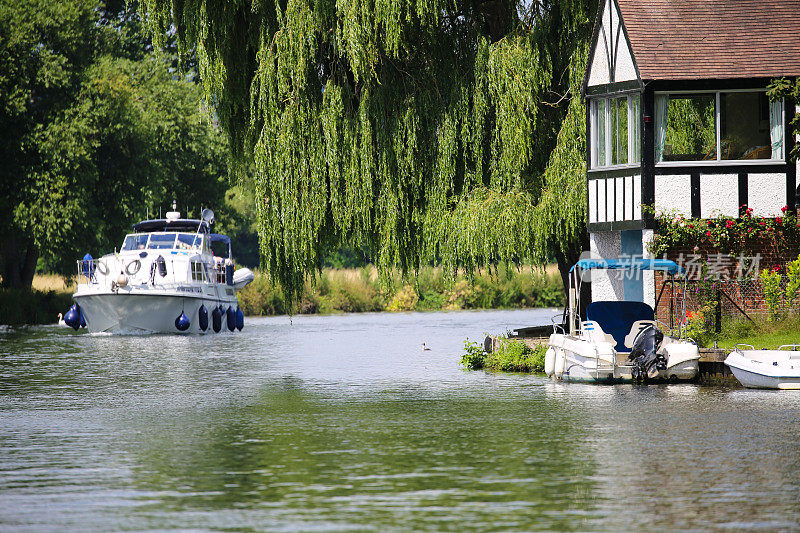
[238, 265, 565, 316]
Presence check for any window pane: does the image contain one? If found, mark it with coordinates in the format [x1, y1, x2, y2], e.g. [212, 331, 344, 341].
[663, 95, 716, 161]
[720, 92, 772, 160]
[122, 234, 148, 251]
[616, 97, 628, 165]
[177, 233, 201, 250]
[147, 233, 176, 249]
[629, 95, 641, 164]
[595, 99, 606, 167]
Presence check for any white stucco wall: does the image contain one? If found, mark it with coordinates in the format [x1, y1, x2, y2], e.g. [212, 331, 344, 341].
[700, 174, 739, 218]
[633, 175, 642, 219]
[749, 173, 786, 217]
[588, 30, 610, 86]
[641, 229, 655, 309]
[587, 0, 637, 86]
[597, 179, 607, 223]
[654, 174, 691, 216]
[613, 15, 637, 82]
[589, 231, 623, 301]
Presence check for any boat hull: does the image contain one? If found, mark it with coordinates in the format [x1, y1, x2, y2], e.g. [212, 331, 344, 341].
[548, 333, 699, 384]
[74, 291, 239, 334]
[725, 350, 800, 389]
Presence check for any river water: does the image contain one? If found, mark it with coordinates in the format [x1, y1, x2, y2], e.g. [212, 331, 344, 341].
[2, 308, 800, 531]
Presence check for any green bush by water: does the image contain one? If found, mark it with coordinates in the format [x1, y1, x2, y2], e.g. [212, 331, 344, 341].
[238, 266, 564, 316]
[461, 338, 546, 373]
[0, 289, 73, 326]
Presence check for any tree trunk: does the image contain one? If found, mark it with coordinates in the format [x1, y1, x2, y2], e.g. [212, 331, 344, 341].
[1, 232, 37, 290]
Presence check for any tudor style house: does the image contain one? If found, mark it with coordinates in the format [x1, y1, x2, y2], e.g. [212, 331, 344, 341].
[583, 0, 800, 306]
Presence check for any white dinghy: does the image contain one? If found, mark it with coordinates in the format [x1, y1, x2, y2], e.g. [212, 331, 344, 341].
[725, 345, 800, 389]
[545, 258, 700, 384]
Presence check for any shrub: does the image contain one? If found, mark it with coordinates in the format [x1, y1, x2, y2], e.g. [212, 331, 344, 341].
[460, 339, 486, 369]
[485, 340, 546, 372]
[0, 289, 73, 325]
[386, 284, 418, 311]
[761, 268, 784, 322]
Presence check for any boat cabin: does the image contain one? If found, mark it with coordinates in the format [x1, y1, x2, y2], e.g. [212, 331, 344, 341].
[583, 0, 800, 306]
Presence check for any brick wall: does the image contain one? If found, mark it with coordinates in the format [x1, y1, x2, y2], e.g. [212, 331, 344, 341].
[653, 240, 800, 323]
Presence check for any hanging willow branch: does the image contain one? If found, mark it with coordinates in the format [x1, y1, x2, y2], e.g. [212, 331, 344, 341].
[140, 0, 596, 304]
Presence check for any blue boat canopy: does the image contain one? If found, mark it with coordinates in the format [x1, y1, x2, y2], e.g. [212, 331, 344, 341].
[209, 234, 231, 246]
[570, 258, 685, 275]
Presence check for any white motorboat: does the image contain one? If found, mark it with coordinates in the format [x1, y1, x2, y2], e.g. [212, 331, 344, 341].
[66, 207, 254, 334]
[545, 258, 700, 383]
[725, 345, 800, 389]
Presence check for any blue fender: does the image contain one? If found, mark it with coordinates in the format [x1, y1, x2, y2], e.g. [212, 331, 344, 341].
[226, 306, 236, 331]
[235, 307, 244, 331]
[198, 305, 208, 331]
[211, 305, 222, 333]
[175, 311, 190, 331]
[64, 304, 81, 330]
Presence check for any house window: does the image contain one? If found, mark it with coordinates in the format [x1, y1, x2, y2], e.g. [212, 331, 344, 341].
[656, 91, 784, 163]
[591, 94, 641, 168]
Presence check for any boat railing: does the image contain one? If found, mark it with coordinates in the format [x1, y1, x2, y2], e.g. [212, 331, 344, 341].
[778, 344, 800, 351]
[77, 255, 227, 288]
[734, 343, 755, 353]
[76, 258, 106, 284]
[551, 314, 565, 334]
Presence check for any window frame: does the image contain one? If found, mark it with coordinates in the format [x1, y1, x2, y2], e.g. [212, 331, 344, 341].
[655, 89, 785, 167]
[590, 93, 642, 170]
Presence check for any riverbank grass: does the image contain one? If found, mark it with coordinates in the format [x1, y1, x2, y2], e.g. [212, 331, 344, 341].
[712, 317, 800, 350]
[238, 265, 565, 316]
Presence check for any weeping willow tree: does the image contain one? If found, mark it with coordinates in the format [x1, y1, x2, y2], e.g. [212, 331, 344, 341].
[140, 0, 595, 302]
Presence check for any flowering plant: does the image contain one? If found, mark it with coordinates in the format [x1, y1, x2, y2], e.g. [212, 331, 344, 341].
[648, 206, 800, 262]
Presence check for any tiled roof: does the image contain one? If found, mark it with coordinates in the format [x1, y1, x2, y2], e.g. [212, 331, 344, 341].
[616, 0, 800, 79]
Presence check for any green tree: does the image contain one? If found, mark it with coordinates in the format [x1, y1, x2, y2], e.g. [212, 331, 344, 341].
[0, 0, 228, 288]
[141, 0, 595, 303]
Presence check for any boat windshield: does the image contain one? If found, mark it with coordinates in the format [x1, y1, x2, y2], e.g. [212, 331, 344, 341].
[122, 234, 149, 251]
[148, 233, 177, 249]
[176, 233, 202, 250]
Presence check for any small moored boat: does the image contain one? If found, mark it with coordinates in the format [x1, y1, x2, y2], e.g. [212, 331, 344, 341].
[69, 207, 254, 334]
[545, 257, 700, 383]
[725, 345, 800, 389]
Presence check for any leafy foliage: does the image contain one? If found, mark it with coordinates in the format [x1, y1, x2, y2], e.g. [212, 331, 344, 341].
[649, 208, 800, 261]
[460, 337, 546, 372]
[0, 0, 229, 286]
[140, 0, 596, 305]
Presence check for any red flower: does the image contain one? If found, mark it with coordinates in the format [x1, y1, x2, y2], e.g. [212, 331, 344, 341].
[782, 205, 789, 213]
[760, 221, 766, 226]
[706, 231, 712, 237]
[774, 265, 781, 272]
[776, 217, 783, 224]
[725, 220, 734, 228]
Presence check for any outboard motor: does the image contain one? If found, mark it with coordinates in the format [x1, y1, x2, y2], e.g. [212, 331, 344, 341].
[628, 324, 666, 382]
